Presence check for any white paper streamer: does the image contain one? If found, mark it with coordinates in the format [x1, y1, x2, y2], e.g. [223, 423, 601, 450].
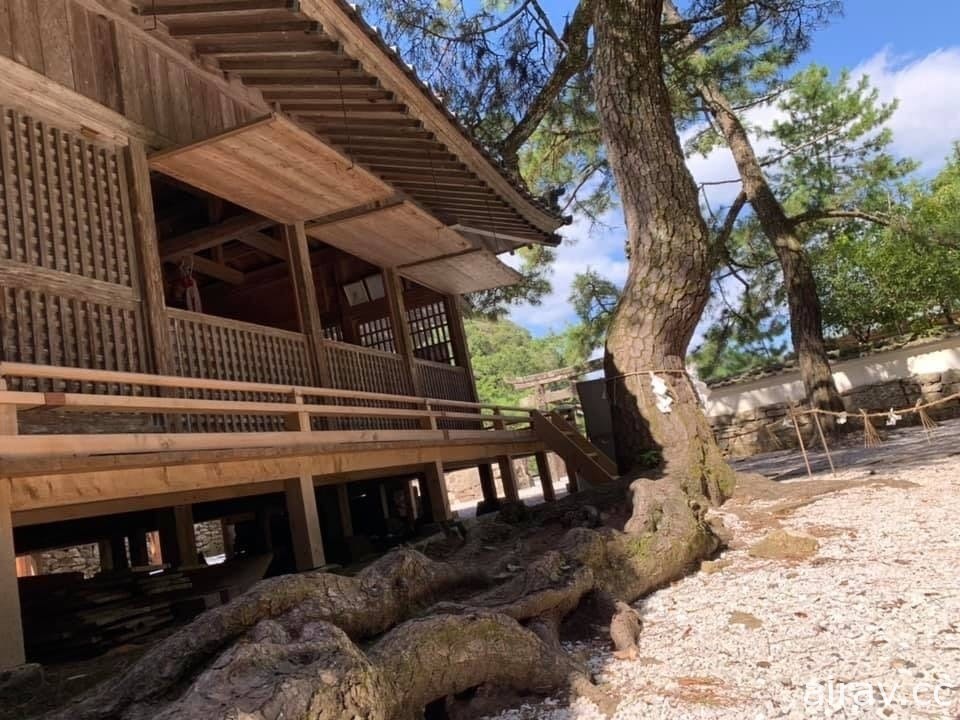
[886, 408, 902, 426]
[649, 372, 673, 414]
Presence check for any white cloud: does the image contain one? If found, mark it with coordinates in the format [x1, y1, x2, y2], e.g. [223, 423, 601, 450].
[506, 211, 628, 333]
[506, 47, 960, 338]
[852, 47, 960, 172]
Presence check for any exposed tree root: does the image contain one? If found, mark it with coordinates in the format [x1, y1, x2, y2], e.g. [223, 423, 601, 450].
[42, 473, 727, 720]
[46, 551, 478, 720]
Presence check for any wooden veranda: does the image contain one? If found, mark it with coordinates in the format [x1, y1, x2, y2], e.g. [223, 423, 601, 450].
[0, 0, 613, 669]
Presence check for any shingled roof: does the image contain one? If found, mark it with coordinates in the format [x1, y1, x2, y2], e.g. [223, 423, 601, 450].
[135, 0, 567, 248]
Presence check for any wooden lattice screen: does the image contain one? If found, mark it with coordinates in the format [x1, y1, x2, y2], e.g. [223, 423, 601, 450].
[0, 105, 149, 392]
[407, 299, 454, 365]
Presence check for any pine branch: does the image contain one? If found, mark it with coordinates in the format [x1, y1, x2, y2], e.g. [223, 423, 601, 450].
[789, 208, 892, 226]
[497, 0, 596, 172]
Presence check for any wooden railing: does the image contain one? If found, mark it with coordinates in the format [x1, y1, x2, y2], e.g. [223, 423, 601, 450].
[321, 340, 413, 396]
[167, 309, 318, 432]
[168, 309, 316, 387]
[0, 363, 536, 467]
[415, 360, 474, 403]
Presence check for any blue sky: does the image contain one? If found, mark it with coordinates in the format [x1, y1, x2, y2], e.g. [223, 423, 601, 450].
[506, 0, 960, 339]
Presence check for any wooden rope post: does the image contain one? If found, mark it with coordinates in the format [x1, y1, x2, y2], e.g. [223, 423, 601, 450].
[811, 411, 836, 476]
[791, 412, 814, 480]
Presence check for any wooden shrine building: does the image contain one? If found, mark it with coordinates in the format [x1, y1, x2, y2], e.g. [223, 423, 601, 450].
[0, 0, 619, 669]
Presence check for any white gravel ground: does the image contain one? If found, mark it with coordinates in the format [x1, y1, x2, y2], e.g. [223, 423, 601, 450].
[486, 422, 960, 719]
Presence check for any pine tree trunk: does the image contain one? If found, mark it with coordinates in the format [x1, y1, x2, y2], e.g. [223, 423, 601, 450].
[699, 84, 845, 416]
[594, 0, 734, 502]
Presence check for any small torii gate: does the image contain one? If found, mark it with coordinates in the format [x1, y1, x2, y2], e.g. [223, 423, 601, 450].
[508, 358, 606, 490]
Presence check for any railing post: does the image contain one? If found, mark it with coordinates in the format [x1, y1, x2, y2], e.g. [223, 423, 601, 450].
[493, 407, 520, 502]
[283, 390, 326, 571]
[0, 383, 25, 670]
[384, 267, 423, 396]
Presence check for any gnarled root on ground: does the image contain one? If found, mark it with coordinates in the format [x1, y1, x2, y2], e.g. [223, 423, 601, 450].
[44, 474, 726, 720]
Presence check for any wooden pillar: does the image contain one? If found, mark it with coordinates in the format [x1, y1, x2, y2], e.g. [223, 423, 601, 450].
[125, 141, 174, 376]
[493, 408, 520, 502]
[284, 474, 326, 571]
[566, 462, 580, 494]
[0, 392, 24, 669]
[0, 480, 25, 671]
[336, 484, 353, 537]
[477, 463, 498, 504]
[535, 451, 556, 503]
[445, 294, 480, 400]
[129, 530, 150, 567]
[99, 536, 129, 572]
[498, 456, 520, 502]
[384, 267, 423, 396]
[221, 522, 236, 559]
[284, 222, 331, 386]
[158, 505, 197, 568]
[422, 462, 452, 522]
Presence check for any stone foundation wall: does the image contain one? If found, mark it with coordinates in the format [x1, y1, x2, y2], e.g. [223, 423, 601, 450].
[445, 460, 536, 506]
[32, 544, 101, 579]
[194, 520, 225, 559]
[711, 369, 960, 457]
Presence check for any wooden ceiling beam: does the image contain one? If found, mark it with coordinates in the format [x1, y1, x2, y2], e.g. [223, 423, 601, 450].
[314, 128, 434, 141]
[238, 231, 289, 260]
[196, 39, 339, 54]
[352, 156, 466, 170]
[334, 137, 447, 151]
[312, 117, 422, 129]
[161, 213, 276, 261]
[220, 58, 360, 71]
[304, 194, 406, 229]
[167, 20, 319, 37]
[261, 88, 394, 101]
[136, 1, 296, 15]
[375, 171, 486, 186]
[285, 104, 409, 115]
[186, 255, 245, 285]
[246, 76, 379, 88]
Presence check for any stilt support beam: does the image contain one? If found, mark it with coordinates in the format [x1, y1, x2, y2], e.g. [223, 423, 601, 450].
[478, 462, 498, 504]
[159, 504, 197, 568]
[498, 455, 520, 502]
[337, 484, 353, 537]
[0, 479, 25, 670]
[422, 461, 452, 522]
[535, 451, 556, 502]
[285, 474, 326, 571]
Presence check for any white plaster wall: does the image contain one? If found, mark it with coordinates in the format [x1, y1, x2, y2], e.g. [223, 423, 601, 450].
[704, 335, 960, 417]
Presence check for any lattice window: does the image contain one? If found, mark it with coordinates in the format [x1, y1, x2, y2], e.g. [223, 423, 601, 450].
[322, 322, 344, 342]
[407, 301, 454, 365]
[358, 316, 396, 353]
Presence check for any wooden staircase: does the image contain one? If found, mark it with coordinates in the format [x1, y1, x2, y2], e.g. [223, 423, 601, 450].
[532, 411, 618, 487]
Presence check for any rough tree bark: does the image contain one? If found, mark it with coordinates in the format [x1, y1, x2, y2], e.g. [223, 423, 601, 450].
[594, 0, 736, 501]
[696, 81, 844, 417]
